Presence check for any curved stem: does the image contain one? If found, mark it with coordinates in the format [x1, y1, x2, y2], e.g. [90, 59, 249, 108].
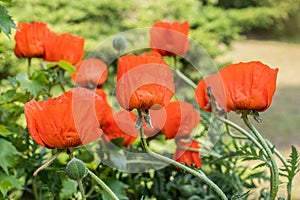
[224, 116, 248, 140]
[77, 180, 86, 200]
[175, 69, 197, 89]
[172, 56, 197, 89]
[216, 116, 266, 154]
[33, 149, 64, 176]
[242, 112, 279, 200]
[217, 115, 288, 169]
[139, 124, 227, 200]
[87, 169, 119, 200]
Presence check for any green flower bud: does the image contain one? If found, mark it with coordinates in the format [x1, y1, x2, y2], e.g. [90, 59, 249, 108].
[112, 35, 127, 52]
[66, 158, 87, 181]
[180, 185, 197, 197]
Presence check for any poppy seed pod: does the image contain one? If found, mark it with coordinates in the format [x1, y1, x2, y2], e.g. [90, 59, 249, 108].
[112, 35, 127, 53]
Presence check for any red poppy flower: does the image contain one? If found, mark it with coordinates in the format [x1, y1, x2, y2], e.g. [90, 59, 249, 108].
[24, 87, 106, 149]
[101, 110, 138, 147]
[143, 101, 200, 139]
[72, 58, 108, 88]
[44, 33, 84, 65]
[173, 140, 202, 168]
[95, 89, 114, 126]
[195, 61, 279, 112]
[14, 22, 52, 58]
[116, 52, 175, 111]
[150, 21, 190, 56]
[163, 101, 200, 139]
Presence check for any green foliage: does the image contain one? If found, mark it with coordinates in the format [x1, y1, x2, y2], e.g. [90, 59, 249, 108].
[0, 4, 16, 38]
[16, 72, 48, 98]
[0, 0, 299, 199]
[0, 139, 18, 174]
[0, 173, 22, 197]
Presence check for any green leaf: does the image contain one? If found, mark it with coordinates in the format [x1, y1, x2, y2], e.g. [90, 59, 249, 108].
[0, 138, 19, 174]
[58, 60, 75, 72]
[0, 124, 13, 137]
[0, 0, 13, 3]
[101, 178, 129, 200]
[59, 179, 77, 199]
[0, 173, 23, 197]
[0, 5, 16, 38]
[0, 89, 15, 104]
[16, 72, 48, 98]
[108, 150, 127, 170]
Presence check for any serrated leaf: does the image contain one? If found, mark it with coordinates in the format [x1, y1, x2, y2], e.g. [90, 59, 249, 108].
[0, 139, 19, 174]
[59, 179, 77, 199]
[0, 173, 23, 197]
[253, 162, 268, 170]
[0, 5, 16, 38]
[16, 72, 48, 98]
[58, 60, 75, 72]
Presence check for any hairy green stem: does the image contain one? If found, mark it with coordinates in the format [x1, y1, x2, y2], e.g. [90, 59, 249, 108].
[33, 149, 64, 176]
[77, 180, 86, 200]
[217, 115, 288, 170]
[242, 112, 279, 200]
[139, 121, 227, 200]
[87, 169, 119, 200]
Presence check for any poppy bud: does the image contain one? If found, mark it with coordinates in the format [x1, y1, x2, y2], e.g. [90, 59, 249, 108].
[112, 35, 127, 53]
[66, 158, 87, 181]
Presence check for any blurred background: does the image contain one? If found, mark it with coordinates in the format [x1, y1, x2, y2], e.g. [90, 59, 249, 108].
[2, 0, 299, 149]
[1, 0, 300, 197]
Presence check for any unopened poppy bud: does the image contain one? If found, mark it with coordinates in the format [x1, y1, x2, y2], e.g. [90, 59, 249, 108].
[112, 35, 127, 52]
[180, 185, 197, 197]
[66, 158, 87, 181]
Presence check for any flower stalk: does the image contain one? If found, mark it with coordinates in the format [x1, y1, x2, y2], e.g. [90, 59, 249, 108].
[241, 111, 279, 199]
[87, 169, 119, 200]
[138, 111, 228, 200]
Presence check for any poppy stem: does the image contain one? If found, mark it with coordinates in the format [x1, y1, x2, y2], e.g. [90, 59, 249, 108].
[138, 113, 228, 200]
[33, 149, 64, 176]
[77, 179, 86, 200]
[27, 58, 32, 77]
[87, 169, 119, 200]
[217, 115, 288, 175]
[241, 112, 279, 200]
[173, 56, 197, 89]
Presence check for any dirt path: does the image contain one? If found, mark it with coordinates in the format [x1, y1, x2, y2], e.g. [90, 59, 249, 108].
[216, 40, 300, 198]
